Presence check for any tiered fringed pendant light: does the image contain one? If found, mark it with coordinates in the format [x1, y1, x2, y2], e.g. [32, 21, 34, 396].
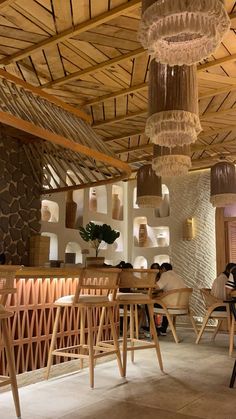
[152, 145, 191, 177]
[136, 164, 163, 208]
[210, 162, 236, 207]
[146, 60, 201, 148]
[139, 0, 230, 66]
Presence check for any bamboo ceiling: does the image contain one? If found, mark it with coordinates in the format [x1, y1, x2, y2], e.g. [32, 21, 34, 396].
[1, 0, 236, 174]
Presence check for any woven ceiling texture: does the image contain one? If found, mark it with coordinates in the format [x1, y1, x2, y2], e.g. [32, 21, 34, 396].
[1, 0, 236, 172]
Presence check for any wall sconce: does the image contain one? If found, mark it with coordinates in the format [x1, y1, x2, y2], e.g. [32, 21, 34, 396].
[183, 218, 194, 241]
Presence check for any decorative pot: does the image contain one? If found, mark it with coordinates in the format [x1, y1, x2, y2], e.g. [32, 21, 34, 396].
[41, 205, 51, 222]
[65, 190, 77, 229]
[159, 193, 170, 218]
[157, 235, 167, 247]
[139, 223, 148, 247]
[112, 194, 121, 220]
[86, 256, 105, 267]
[90, 189, 97, 212]
[65, 252, 76, 264]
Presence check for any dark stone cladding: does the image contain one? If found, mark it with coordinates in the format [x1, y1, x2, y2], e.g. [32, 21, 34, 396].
[0, 132, 41, 265]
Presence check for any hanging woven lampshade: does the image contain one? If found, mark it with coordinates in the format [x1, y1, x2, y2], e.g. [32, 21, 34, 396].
[152, 145, 191, 177]
[139, 0, 230, 66]
[146, 60, 201, 148]
[210, 161, 236, 207]
[136, 164, 163, 208]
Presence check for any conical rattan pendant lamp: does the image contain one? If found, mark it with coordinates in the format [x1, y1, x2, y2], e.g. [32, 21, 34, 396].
[136, 164, 163, 208]
[139, 0, 230, 66]
[152, 145, 191, 177]
[146, 59, 201, 148]
[210, 161, 236, 207]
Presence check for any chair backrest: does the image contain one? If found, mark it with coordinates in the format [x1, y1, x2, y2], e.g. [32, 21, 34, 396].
[119, 269, 158, 297]
[200, 288, 223, 309]
[157, 288, 192, 309]
[74, 268, 121, 303]
[0, 265, 22, 306]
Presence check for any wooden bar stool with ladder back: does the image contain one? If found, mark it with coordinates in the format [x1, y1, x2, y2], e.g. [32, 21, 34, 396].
[97, 269, 163, 376]
[46, 268, 124, 388]
[0, 265, 22, 419]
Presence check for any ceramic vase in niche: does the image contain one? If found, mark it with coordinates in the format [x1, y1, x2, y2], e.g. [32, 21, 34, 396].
[139, 223, 148, 247]
[41, 205, 51, 222]
[65, 190, 77, 229]
[112, 194, 121, 220]
[90, 189, 97, 212]
[157, 235, 167, 247]
[159, 194, 170, 218]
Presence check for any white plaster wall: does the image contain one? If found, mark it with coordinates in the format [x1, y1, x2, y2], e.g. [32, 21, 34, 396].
[167, 170, 216, 316]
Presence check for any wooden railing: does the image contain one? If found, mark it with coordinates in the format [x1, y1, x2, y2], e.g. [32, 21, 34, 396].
[0, 268, 118, 375]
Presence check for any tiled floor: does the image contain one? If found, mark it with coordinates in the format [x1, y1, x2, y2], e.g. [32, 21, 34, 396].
[0, 329, 236, 419]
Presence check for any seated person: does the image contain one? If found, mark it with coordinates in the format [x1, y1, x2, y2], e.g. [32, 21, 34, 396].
[144, 263, 187, 336]
[154, 263, 187, 335]
[226, 266, 236, 297]
[211, 263, 236, 305]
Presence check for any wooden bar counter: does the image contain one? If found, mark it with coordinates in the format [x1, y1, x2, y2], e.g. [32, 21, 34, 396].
[0, 267, 117, 375]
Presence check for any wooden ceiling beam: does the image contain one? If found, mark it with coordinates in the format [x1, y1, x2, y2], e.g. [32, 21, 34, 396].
[42, 48, 144, 89]
[0, 0, 15, 8]
[93, 104, 236, 127]
[116, 135, 236, 156]
[84, 80, 236, 107]
[0, 0, 141, 66]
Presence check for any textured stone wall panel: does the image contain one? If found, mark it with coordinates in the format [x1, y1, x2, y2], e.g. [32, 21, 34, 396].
[0, 133, 41, 264]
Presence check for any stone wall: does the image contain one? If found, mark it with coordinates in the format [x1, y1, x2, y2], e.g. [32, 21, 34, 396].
[0, 133, 41, 265]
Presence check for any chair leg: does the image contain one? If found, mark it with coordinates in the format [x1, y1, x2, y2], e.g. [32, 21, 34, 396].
[189, 310, 198, 336]
[134, 304, 139, 339]
[2, 319, 21, 419]
[122, 305, 128, 377]
[46, 306, 61, 379]
[163, 310, 180, 344]
[147, 304, 163, 371]
[80, 307, 85, 369]
[195, 310, 212, 344]
[130, 304, 135, 363]
[212, 319, 222, 341]
[229, 315, 235, 357]
[87, 307, 94, 388]
[108, 306, 124, 378]
[230, 360, 236, 388]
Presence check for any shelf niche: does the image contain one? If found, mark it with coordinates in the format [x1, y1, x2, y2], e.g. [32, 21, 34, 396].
[65, 242, 82, 264]
[41, 200, 59, 223]
[133, 256, 148, 269]
[154, 254, 170, 265]
[112, 185, 123, 220]
[89, 186, 107, 214]
[41, 232, 58, 261]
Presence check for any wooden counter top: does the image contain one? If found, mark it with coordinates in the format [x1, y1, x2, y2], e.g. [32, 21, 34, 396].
[15, 266, 83, 278]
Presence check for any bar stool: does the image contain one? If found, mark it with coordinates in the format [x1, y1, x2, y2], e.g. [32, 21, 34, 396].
[46, 268, 124, 388]
[0, 266, 22, 419]
[112, 269, 163, 376]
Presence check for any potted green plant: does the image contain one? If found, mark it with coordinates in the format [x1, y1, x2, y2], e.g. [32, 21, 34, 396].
[78, 222, 120, 266]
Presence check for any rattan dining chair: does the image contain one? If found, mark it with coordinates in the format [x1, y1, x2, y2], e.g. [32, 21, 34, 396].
[0, 265, 22, 418]
[106, 269, 163, 376]
[46, 268, 124, 388]
[153, 288, 198, 343]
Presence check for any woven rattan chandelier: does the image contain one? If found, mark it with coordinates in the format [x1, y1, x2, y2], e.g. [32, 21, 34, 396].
[139, 0, 230, 66]
[146, 60, 201, 148]
[152, 145, 191, 177]
[136, 164, 162, 208]
[210, 161, 236, 207]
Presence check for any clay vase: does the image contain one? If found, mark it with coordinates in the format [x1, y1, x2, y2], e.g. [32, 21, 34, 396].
[112, 194, 121, 220]
[90, 189, 97, 212]
[157, 235, 167, 247]
[159, 193, 170, 218]
[139, 223, 148, 247]
[41, 205, 51, 222]
[65, 190, 77, 229]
